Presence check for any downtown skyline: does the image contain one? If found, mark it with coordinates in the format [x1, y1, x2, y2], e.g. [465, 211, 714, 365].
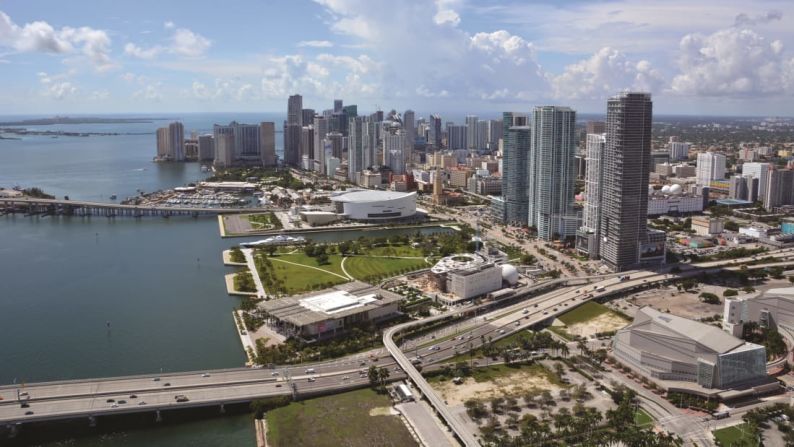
[0, 1, 794, 116]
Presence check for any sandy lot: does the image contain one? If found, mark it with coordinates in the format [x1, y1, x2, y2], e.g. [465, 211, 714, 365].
[431, 370, 561, 407]
[563, 313, 630, 338]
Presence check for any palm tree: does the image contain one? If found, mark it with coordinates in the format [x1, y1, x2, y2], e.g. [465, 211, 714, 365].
[560, 344, 570, 358]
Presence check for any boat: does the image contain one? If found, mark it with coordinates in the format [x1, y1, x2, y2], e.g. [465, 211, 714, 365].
[109, 194, 117, 200]
[200, 165, 210, 173]
[240, 235, 307, 248]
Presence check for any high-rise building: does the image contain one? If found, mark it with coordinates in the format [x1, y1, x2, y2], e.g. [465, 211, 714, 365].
[384, 131, 407, 175]
[326, 132, 343, 159]
[363, 119, 377, 170]
[668, 137, 690, 161]
[486, 120, 502, 152]
[501, 112, 530, 225]
[447, 124, 467, 150]
[476, 120, 489, 152]
[696, 152, 726, 186]
[301, 109, 315, 127]
[428, 114, 442, 149]
[301, 125, 314, 161]
[348, 116, 364, 183]
[313, 116, 329, 173]
[334, 99, 343, 113]
[742, 162, 772, 198]
[155, 122, 185, 161]
[403, 110, 415, 146]
[529, 106, 577, 240]
[599, 92, 661, 272]
[288, 94, 303, 126]
[585, 121, 605, 135]
[260, 122, 276, 167]
[198, 134, 215, 162]
[213, 132, 234, 168]
[763, 169, 794, 210]
[576, 133, 606, 258]
[465, 115, 478, 152]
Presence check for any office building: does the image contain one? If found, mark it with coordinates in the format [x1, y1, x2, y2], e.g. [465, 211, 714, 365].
[383, 131, 408, 175]
[348, 116, 364, 183]
[288, 94, 303, 126]
[501, 112, 529, 225]
[211, 121, 276, 167]
[586, 121, 605, 134]
[213, 132, 234, 168]
[447, 124, 467, 150]
[428, 114, 442, 149]
[260, 122, 276, 167]
[403, 109, 415, 147]
[613, 307, 767, 391]
[691, 216, 724, 236]
[284, 94, 303, 166]
[696, 152, 727, 186]
[576, 133, 606, 258]
[529, 106, 577, 240]
[313, 116, 329, 173]
[599, 92, 661, 271]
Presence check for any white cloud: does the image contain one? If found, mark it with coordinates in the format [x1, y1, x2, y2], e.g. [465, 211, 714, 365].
[671, 25, 794, 96]
[298, 40, 334, 48]
[0, 10, 114, 70]
[171, 28, 210, 57]
[552, 47, 664, 99]
[37, 72, 78, 99]
[125, 27, 211, 60]
[433, 0, 461, 26]
[163, 21, 175, 29]
[133, 83, 163, 101]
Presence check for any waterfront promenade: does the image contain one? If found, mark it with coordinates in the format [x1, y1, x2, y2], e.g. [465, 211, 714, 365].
[1, 197, 252, 217]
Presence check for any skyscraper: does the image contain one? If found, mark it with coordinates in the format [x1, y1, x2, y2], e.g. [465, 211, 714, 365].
[259, 122, 276, 167]
[447, 124, 467, 150]
[501, 112, 530, 226]
[428, 114, 442, 149]
[198, 134, 215, 162]
[696, 152, 726, 186]
[764, 169, 794, 209]
[465, 115, 478, 152]
[403, 109, 415, 145]
[668, 138, 690, 161]
[742, 162, 771, 198]
[529, 106, 577, 240]
[168, 122, 185, 161]
[576, 133, 606, 258]
[348, 116, 364, 183]
[284, 94, 303, 166]
[313, 116, 329, 173]
[599, 92, 660, 272]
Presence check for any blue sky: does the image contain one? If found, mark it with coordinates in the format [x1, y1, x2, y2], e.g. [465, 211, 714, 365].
[2, 0, 794, 116]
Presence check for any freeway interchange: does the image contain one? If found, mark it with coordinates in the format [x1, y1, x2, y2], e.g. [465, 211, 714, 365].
[2, 247, 794, 445]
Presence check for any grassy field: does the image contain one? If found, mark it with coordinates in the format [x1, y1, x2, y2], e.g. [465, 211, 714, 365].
[266, 388, 418, 447]
[557, 301, 628, 326]
[713, 423, 756, 446]
[366, 244, 425, 257]
[344, 256, 428, 281]
[247, 212, 282, 230]
[268, 254, 348, 294]
[634, 408, 654, 427]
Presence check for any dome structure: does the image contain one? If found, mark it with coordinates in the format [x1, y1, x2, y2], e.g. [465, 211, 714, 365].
[501, 264, 519, 285]
[661, 185, 671, 194]
[669, 184, 683, 195]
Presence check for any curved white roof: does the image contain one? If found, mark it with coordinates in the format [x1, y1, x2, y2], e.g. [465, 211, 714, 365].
[331, 189, 416, 204]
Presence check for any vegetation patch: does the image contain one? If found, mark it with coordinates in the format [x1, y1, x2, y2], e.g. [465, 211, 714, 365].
[266, 388, 417, 447]
[713, 423, 757, 447]
[557, 301, 629, 326]
[247, 212, 283, 230]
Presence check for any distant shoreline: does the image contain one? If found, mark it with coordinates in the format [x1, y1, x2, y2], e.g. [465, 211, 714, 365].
[0, 117, 176, 126]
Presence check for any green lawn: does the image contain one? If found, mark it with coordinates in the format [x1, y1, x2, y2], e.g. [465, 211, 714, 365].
[344, 256, 428, 281]
[547, 326, 573, 341]
[713, 423, 757, 446]
[266, 388, 418, 447]
[274, 253, 349, 278]
[634, 408, 654, 427]
[247, 212, 282, 230]
[366, 244, 425, 257]
[267, 255, 348, 294]
[557, 301, 629, 326]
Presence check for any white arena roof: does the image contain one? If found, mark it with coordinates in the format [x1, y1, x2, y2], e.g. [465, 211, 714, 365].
[299, 290, 377, 315]
[331, 189, 416, 203]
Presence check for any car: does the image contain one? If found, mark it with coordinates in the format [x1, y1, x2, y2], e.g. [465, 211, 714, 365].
[359, 361, 367, 367]
[106, 398, 115, 403]
[543, 311, 548, 315]
[117, 400, 127, 404]
[201, 373, 210, 378]
[111, 403, 119, 408]
[514, 321, 520, 326]
[305, 368, 316, 374]
[307, 377, 316, 382]
[153, 377, 161, 382]
[175, 395, 189, 402]
[24, 411, 34, 416]
[522, 309, 529, 314]
[342, 376, 350, 381]
[498, 329, 505, 334]
[138, 401, 147, 406]
[19, 392, 29, 397]
[271, 371, 279, 376]
[534, 304, 539, 307]
[163, 383, 171, 387]
[129, 394, 138, 399]
[553, 308, 558, 311]
[275, 383, 283, 387]
[20, 402, 29, 408]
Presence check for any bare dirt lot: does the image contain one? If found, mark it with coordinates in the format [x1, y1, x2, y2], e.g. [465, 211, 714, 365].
[563, 313, 630, 338]
[432, 369, 561, 407]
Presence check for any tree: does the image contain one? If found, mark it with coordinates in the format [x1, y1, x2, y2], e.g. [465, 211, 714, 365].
[265, 245, 277, 257]
[699, 292, 720, 305]
[367, 365, 379, 390]
[315, 252, 330, 265]
[229, 246, 246, 263]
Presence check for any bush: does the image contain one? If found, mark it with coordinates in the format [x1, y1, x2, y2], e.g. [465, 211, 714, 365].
[699, 292, 720, 305]
[723, 289, 738, 297]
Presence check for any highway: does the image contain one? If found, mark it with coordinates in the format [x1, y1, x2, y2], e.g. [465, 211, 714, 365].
[383, 247, 794, 446]
[3, 247, 794, 442]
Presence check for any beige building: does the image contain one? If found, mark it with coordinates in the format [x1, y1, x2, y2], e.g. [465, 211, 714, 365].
[691, 216, 724, 236]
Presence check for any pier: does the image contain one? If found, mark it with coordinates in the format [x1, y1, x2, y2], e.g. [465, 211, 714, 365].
[0, 198, 253, 218]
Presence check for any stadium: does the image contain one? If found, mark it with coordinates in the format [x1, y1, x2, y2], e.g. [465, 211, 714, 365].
[330, 189, 417, 221]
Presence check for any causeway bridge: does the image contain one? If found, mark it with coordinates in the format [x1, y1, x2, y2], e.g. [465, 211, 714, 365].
[0, 197, 253, 217]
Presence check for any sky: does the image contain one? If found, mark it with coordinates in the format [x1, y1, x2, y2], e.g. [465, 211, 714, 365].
[2, 0, 794, 116]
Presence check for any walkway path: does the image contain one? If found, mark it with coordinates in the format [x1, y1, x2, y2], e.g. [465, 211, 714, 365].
[339, 256, 354, 280]
[242, 248, 267, 298]
[268, 257, 350, 281]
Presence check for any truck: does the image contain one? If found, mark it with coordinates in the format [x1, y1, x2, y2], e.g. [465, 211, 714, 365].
[618, 275, 631, 282]
[712, 411, 730, 419]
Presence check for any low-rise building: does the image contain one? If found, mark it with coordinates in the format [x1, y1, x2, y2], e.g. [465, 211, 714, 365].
[260, 282, 402, 340]
[691, 216, 724, 236]
[723, 288, 794, 337]
[430, 252, 504, 304]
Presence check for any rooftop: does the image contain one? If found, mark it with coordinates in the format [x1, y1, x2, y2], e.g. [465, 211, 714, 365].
[331, 189, 415, 203]
[636, 307, 745, 353]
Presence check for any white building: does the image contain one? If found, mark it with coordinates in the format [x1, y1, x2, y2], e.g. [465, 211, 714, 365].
[431, 253, 504, 303]
[330, 189, 416, 221]
[742, 162, 772, 198]
[669, 141, 690, 161]
[647, 189, 704, 215]
[696, 152, 726, 186]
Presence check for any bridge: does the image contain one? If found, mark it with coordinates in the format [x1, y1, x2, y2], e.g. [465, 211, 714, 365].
[0, 197, 254, 218]
[3, 248, 794, 442]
